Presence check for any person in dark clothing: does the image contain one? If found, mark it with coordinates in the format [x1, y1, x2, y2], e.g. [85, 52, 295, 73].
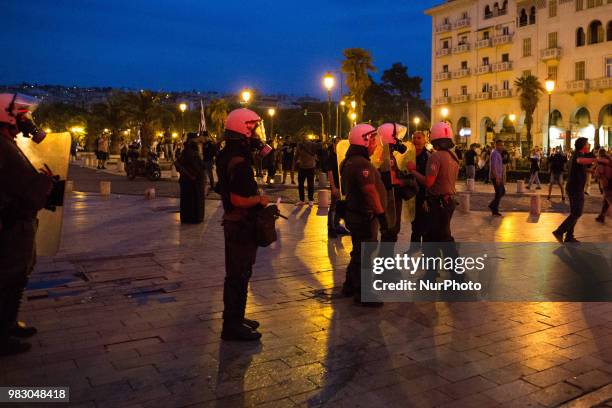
[548, 147, 567, 201]
[294, 140, 317, 205]
[202, 133, 217, 191]
[281, 142, 295, 184]
[595, 149, 612, 223]
[262, 145, 277, 184]
[216, 108, 271, 341]
[464, 144, 477, 180]
[488, 140, 505, 216]
[325, 138, 349, 237]
[553, 138, 596, 243]
[341, 124, 387, 306]
[407, 132, 430, 253]
[176, 133, 205, 224]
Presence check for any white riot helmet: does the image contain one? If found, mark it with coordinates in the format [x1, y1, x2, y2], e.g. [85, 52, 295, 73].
[0, 93, 46, 143]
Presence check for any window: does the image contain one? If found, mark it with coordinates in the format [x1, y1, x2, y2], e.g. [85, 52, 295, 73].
[608, 21, 612, 41]
[485, 5, 492, 19]
[606, 57, 612, 77]
[548, 32, 558, 48]
[483, 31, 490, 40]
[502, 80, 510, 90]
[549, 0, 557, 17]
[588, 20, 604, 44]
[482, 82, 490, 92]
[523, 38, 532, 56]
[461, 61, 468, 69]
[443, 64, 449, 72]
[523, 70, 532, 77]
[577, 27, 586, 46]
[442, 39, 450, 49]
[548, 65, 558, 81]
[483, 56, 490, 65]
[519, 9, 528, 26]
[443, 17, 449, 24]
[459, 34, 468, 44]
[443, 88, 449, 97]
[502, 53, 510, 62]
[587, 0, 595, 7]
[529, 7, 536, 24]
[502, 26, 510, 35]
[461, 11, 468, 19]
[461, 85, 468, 95]
[576, 0, 584, 10]
[575, 61, 586, 80]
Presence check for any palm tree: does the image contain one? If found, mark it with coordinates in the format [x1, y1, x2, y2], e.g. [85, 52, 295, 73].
[514, 75, 544, 151]
[91, 92, 126, 154]
[120, 90, 166, 156]
[341, 48, 376, 118]
[207, 98, 229, 139]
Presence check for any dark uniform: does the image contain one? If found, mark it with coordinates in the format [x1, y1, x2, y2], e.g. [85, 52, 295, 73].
[176, 136, 205, 224]
[216, 131, 261, 339]
[0, 132, 52, 354]
[341, 145, 387, 301]
[325, 144, 341, 235]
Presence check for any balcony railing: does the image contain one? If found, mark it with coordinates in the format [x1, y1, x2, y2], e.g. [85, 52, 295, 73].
[453, 18, 471, 29]
[566, 80, 589, 92]
[451, 94, 470, 103]
[435, 71, 451, 81]
[436, 48, 451, 57]
[476, 64, 492, 75]
[435, 23, 451, 33]
[590, 77, 611, 90]
[451, 68, 470, 79]
[540, 47, 561, 61]
[492, 89, 512, 98]
[452, 43, 470, 54]
[476, 38, 492, 48]
[492, 61, 513, 72]
[475, 91, 491, 100]
[435, 96, 450, 105]
[492, 34, 513, 46]
[484, 8, 508, 19]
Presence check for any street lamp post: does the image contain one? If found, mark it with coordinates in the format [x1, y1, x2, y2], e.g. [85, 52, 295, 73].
[323, 72, 335, 142]
[339, 100, 346, 138]
[241, 89, 252, 105]
[267, 108, 276, 141]
[304, 110, 325, 140]
[179, 103, 187, 137]
[509, 113, 520, 154]
[545, 79, 555, 156]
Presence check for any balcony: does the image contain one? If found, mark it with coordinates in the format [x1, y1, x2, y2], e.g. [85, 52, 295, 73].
[540, 47, 561, 61]
[476, 38, 492, 48]
[590, 77, 611, 90]
[435, 23, 451, 33]
[435, 71, 451, 81]
[476, 64, 492, 75]
[435, 96, 450, 105]
[452, 43, 471, 54]
[451, 68, 470, 79]
[475, 91, 491, 100]
[492, 34, 513, 46]
[484, 8, 508, 20]
[492, 89, 512, 98]
[436, 48, 451, 57]
[452, 94, 470, 103]
[453, 18, 471, 29]
[566, 80, 589, 93]
[492, 61, 513, 72]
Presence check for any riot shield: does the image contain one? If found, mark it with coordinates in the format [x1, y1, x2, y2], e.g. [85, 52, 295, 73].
[16, 132, 71, 256]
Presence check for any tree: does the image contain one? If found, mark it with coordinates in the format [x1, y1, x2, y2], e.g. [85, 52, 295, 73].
[514, 75, 544, 151]
[120, 90, 166, 156]
[341, 48, 376, 118]
[207, 98, 229, 139]
[90, 92, 126, 154]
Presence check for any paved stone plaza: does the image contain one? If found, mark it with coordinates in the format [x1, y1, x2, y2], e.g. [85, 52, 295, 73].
[2, 192, 612, 407]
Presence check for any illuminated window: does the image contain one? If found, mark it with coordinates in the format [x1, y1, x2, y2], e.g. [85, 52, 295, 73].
[548, 32, 558, 48]
[575, 61, 585, 80]
[548, 65, 558, 81]
[549, 0, 557, 17]
[522, 38, 532, 56]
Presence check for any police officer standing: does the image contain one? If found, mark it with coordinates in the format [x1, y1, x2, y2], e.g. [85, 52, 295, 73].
[407, 131, 430, 253]
[216, 108, 271, 341]
[0, 94, 56, 355]
[341, 124, 387, 306]
[407, 122, 461, 281]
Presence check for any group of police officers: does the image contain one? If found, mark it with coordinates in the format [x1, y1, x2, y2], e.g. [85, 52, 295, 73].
[0, 97, 459, 350]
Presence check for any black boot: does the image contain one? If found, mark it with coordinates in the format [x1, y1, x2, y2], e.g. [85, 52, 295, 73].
[221, 323, 261, 341]
[243, 318, 260, 329]
[9, 322, 37, 338]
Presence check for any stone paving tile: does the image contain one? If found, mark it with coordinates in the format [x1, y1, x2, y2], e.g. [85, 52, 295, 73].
[530, 382, 584, 407]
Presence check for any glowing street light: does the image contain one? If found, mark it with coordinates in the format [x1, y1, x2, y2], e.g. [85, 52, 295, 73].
[241, 89, 252, 104]
[349, 112, 357, 126]
[45, 128, 52, 133]
[350, 100, 356, 110]
[179, 103, 188, 136]
[179, 103, 187, 113]
[545, 79, 555, 154]
[268, 108, 276, 140]
[413, 116, 421, 131]
[71, 126, 84, 133]
[509, 113, 516, 122]
[440, 107, 449, 120]
[323, 72, 335, 141]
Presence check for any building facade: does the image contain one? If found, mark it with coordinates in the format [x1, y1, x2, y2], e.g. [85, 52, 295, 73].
[425, 0, 612, 151]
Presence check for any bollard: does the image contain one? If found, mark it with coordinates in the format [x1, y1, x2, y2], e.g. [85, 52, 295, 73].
[65, 180, 73, 194]
[170, 166, 178, 179]
[116, 161, 124, 173]
[99, 181, 111, 196]
[273, 174, 282, 184]
[318, 172, 328, 188]
[144, 187, 156, 200]
[517, 180, 525, 193]
[458, 193, 470, 213]
[317, 190, 330, 208]
[530, 194, 541, 216]
[466, 178, 475, 192]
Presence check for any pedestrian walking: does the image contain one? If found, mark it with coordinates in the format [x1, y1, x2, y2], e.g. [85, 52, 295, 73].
[175, 133, 205, 224]
[464, 143, 477, 180]
[263, 144, 277, 184]
[96, 134, 109, 169]
[553, 137, 597, 243]
[595, 149, 612, 223]
[202, 132, 217, 192]
[548, 147, 567, 201]
[281, 141, 295, 184]
[527, 147, 542, 189]
[70, 138, 78, 162]
[488, 140, 505, 216]
[294, 139, 317, 206]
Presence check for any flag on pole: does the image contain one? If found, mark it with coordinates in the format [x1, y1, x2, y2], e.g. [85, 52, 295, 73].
[199, 99, 207, 134]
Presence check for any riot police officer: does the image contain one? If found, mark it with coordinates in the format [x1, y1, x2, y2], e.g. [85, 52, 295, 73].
[215, 108, 271, 341]
[407, 122, 461, 281]
[0, 93, 56, 355]
[340, 124, 387, 306]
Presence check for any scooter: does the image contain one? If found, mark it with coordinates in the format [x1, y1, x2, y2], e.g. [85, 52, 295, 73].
[126, 149, 162, 181]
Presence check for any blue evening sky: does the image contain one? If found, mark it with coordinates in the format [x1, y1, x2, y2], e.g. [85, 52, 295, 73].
[0, 0, 440, 100]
